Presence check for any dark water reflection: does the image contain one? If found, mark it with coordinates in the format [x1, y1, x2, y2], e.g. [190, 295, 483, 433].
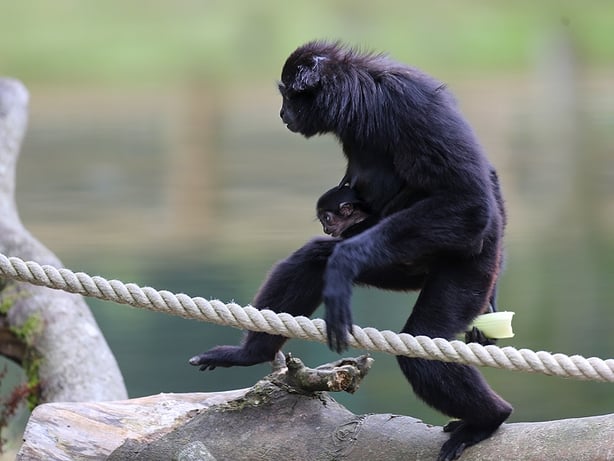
[9, 73, 614, 426]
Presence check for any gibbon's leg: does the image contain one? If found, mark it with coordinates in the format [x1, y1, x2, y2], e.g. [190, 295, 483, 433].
[397, 252, 512, 461]
[189, 237, 336, 369]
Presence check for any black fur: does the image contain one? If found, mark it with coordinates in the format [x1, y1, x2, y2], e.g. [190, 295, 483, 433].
[190, 41, 511, 461]
[318, 185, 500, 343]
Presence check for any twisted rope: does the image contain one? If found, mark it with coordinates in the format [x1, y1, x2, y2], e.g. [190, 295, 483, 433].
[1, 254, 613, 383]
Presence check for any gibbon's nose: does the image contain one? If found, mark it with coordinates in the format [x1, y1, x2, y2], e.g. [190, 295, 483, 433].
[279, 108, 285, 119]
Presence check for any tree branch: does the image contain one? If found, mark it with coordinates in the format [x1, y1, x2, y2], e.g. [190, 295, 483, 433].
[0, 78, 127, 404]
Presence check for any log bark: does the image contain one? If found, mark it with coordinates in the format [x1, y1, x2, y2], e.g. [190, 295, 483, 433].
[0, 78, 127, 403]
[17, 355, 614, 461]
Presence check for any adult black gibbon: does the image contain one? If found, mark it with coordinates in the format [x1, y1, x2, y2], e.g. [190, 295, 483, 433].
[316, 185, 373, 238]
[190, 41, 512, 461]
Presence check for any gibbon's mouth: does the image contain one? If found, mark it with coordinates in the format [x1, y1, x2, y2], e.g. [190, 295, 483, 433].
[284, 122, 299, 133]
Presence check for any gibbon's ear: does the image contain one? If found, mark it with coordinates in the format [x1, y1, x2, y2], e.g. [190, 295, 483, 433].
[290, 56, 326, 92]
[338, 202, 354, 217]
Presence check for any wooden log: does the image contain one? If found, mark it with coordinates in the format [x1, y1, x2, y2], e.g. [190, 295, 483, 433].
[17, 355, 614, 461]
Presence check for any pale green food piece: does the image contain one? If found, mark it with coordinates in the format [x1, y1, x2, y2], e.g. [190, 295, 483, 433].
[470, 311, 515, 339]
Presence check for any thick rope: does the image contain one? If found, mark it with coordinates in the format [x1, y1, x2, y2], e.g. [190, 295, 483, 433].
[1, 253, 613, 383]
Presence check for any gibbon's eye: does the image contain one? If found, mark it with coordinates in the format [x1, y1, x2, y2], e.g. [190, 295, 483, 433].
[278, 81, 296, 98]
[278, 82, 300, 100]
[285, 85, 316, 101]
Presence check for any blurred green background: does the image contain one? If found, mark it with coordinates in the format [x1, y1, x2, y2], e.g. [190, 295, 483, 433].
[1, 0, 614, 455]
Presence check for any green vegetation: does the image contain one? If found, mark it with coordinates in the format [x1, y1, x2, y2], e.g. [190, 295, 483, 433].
[0, 284, 43, 410]
[8, 314, 42, 409]
[0, 0, 612, 85]
[9, 314, 42, 351]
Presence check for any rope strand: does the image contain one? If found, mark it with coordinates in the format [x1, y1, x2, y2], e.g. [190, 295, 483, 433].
[1, 253, 613, 382]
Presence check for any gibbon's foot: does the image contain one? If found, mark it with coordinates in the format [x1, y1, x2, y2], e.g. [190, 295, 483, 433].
[442, 420, 463, 433]
[188, 345, 273, 371]
[438, 420, 501, 461]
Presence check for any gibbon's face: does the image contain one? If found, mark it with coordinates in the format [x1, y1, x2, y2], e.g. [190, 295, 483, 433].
[317, 203, 367, 238]
[278, 80, 322, 137]
[278, 85, 306, 133]
[278, 48, 332, 138]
